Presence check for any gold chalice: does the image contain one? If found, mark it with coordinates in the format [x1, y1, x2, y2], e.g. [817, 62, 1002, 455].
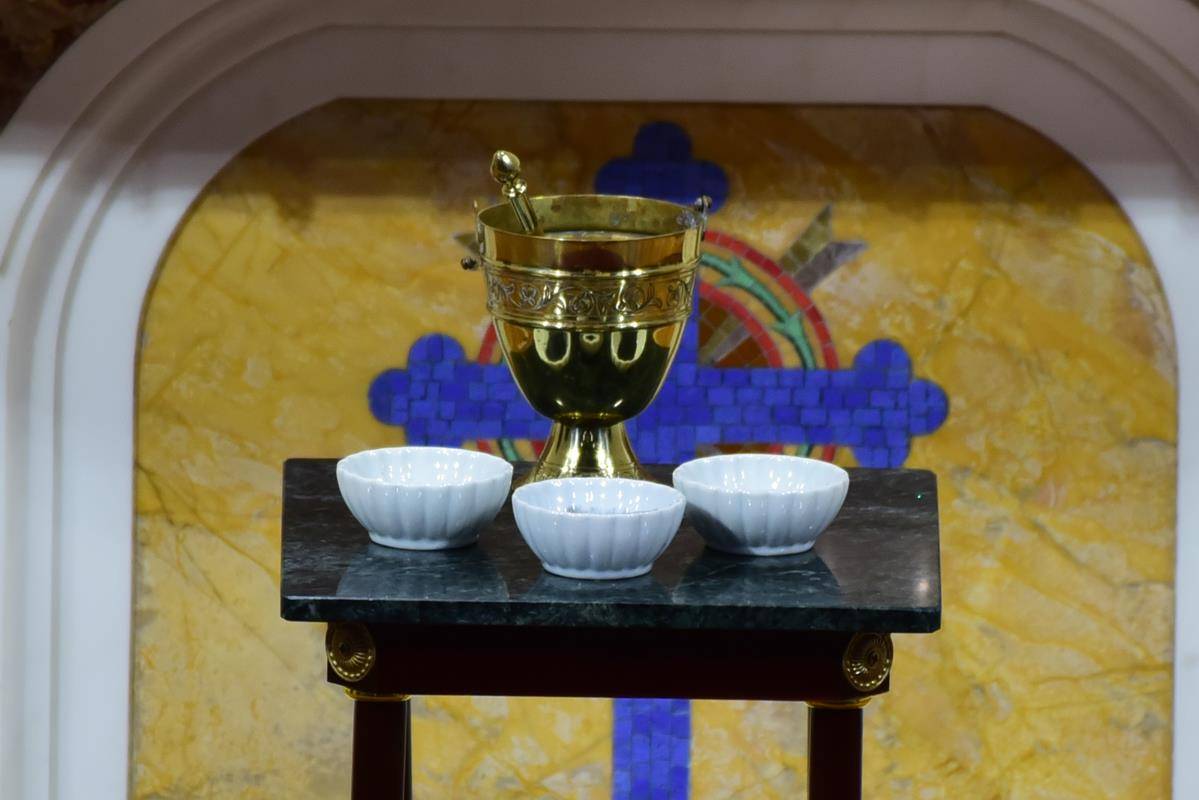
[464, 151, 708, 482]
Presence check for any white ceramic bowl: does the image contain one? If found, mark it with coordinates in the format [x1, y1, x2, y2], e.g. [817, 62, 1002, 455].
[336, 447, 513, 550]
[672, 454, 849, 556]
[512, 478, 685, 580]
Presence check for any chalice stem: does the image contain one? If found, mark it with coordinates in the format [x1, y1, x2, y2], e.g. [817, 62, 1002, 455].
[527, 421, 646, 483]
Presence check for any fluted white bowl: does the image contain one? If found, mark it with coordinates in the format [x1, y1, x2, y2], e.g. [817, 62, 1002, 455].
[336, 447, 513, 550]
[672, 454, 849, 556]
[512, 478, 685, 580]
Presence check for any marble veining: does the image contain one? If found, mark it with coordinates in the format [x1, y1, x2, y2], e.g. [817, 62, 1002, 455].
[282, 460, 940, 632]
[134, 101, 1175, 799]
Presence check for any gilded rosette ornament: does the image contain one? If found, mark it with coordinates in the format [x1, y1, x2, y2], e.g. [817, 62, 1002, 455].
[325, 622, 376, 683]
[484, 263, 696, 330]
[842, 632, 893, 692]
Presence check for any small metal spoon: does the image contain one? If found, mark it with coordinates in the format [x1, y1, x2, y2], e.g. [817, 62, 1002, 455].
[490, 150, 542, 235]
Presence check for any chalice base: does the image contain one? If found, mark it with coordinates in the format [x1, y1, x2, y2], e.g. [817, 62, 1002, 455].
[524, 421, 647, 484]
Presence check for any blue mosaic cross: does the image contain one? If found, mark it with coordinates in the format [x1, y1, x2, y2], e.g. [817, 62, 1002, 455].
[368, 319, 947, 469]
[613, 698, 690, 799]
[595, 121, 730, 211]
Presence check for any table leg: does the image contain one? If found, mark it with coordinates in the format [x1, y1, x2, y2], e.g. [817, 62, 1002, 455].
[806, 702, 863, 800]
[350, 694, 412, 800]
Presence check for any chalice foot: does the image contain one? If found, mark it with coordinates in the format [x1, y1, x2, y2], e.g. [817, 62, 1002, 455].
[525, 421, 646, 484]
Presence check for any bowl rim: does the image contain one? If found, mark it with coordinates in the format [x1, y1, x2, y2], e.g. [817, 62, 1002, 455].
[336, 446, 513, 488]
[672, 453, 849, 497]
[477, 193, 699, 243]
[512, 476, 685, 519]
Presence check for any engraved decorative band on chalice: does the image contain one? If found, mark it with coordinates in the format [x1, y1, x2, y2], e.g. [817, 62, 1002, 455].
[483, 262, 697, 330]
[471, 156, 707, 482]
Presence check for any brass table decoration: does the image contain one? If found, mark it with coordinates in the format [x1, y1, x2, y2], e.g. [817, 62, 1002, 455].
[464, 150, 709, 482]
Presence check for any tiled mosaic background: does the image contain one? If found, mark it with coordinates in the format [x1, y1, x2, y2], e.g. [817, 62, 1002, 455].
[369, 329, 947, 467]
[613, 699, 691, 799]
[135, 100, 1175, 798]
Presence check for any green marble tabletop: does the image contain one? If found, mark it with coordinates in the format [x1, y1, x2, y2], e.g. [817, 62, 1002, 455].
[281, 459, 940, 633]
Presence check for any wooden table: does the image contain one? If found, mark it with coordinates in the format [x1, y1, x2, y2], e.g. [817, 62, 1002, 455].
[281, 460, 940, 799]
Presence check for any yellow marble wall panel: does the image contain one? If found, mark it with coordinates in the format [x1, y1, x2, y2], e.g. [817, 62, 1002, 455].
[135, 101, 1174, 798]
[134, 103, 611, 798]
[687, 107, 1173, 800]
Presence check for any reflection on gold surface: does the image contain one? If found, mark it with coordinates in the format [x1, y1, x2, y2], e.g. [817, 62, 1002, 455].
[492, 310, 689, 481]
[497, 321, 684, 421]
[477, 188, 702, 481]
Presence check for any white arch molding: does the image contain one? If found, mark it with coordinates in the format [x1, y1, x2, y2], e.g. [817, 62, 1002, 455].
[1, 0, 1196, 796]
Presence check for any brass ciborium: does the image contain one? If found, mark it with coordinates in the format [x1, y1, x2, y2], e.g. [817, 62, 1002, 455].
[465, 151, 708, 483]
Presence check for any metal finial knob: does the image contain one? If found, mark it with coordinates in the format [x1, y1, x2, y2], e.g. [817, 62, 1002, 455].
[490, 150, 522, 183]
[490, 150, 541, 234]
